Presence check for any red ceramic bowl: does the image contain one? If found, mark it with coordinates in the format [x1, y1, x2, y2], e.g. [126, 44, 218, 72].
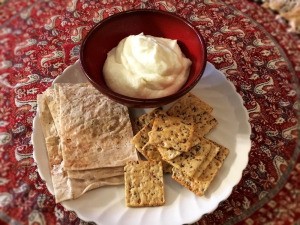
[80, 9, 207, 108]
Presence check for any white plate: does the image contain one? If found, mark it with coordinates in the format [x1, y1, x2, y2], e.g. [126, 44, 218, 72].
[32, 60, 251, 225]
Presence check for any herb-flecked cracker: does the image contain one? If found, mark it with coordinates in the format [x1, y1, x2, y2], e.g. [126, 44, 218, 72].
[136, 107, 167, 130]
[172, 146, 229, 196]
[131, 121, 173, 174]
[211, 141, 230, 162]
[168, 93, 213, 114]
[165, 138, 213, 177]
[131, 121, 154, 153]
[157, 146, 182, 161]
[131, 120, 159, 161]
[124, 161, 165, 207]
[167, 93, 217, 137]
[141, 143, 173, 174]
[192, 140, 220, 178]
[148, 116, 196, 152]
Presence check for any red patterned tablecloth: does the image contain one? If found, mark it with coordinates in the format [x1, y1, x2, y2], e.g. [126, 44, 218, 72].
[0, 0, 300, 224]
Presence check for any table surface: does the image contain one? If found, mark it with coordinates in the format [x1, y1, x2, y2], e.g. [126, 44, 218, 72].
[0, 0, 300, 225]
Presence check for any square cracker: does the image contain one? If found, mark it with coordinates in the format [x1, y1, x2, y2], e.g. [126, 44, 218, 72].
[132, 122, 173, 173]
[124, 161, 165, 207]
[148, 116, 196, 152]
[157, 146, 182, 161]
[132, 119, 182, 161]
[140, 142, 162, 161]
[131, 120, 162, 161]
[165, 138, 213, 177]
[192, 140, 220, 178]
[131, 121, 154, 154]
[211, 141, 230, 162]
[141, 143, 173, 173]
[172, 146, 229, 196]
[167, 93, 217, 137]
[135, 107, 167, 130]
[168, 93, 213, 114]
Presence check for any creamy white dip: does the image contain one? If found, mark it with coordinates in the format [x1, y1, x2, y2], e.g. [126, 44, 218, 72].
[103, 33, 192, 98]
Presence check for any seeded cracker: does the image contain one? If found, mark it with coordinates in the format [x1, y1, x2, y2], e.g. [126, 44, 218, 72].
[165, 138, 213, 177]
[124, 161, 165, 207]
[132, 121, 154, 153]
[172, 146, 229, 196]
[157, 146, 182, 161]
[211, 141, 230, 162]
[148, 116, 196, 152]
[192, 140, 220, 178]
[169, 93, 213, 113]
[167, 93, 217, 137]
[131, 123, 163, 164]
[131, 121, 174, 173]
[135, 107, 167, 130]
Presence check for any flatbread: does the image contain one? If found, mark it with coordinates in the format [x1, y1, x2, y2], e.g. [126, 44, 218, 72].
[148, 116, 196, 152]
[37, 92, 62, 170]
[51, 163, 124, 203]
[124, 161, 165, 207]
[67, 166, 124, 180]
[56, 83, 138, 170]
[37, 93, 58, 138]
[167, 93, 217, 137]
[43, 87, 61, 135]
[37, 88, 126, 203]
[262, 0, 300, 33]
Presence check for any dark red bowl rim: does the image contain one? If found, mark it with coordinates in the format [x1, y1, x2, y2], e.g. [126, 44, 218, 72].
[80, 9, 207, 105]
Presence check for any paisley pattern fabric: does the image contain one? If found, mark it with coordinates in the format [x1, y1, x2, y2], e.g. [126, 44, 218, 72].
[0, 0, 299, 224]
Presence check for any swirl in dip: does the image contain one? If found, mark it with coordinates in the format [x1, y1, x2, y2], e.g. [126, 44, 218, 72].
[103, 33, 192, 99]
